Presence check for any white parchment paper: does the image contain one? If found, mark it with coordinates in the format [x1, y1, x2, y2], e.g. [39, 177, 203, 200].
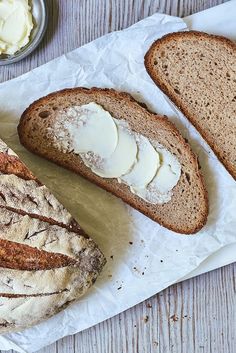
[0, 2, 235, 352]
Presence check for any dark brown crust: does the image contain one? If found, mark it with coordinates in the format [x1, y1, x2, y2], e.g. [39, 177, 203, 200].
[0, 153, 39, 182]
[18, 87, 208, 234]
[0, 290, 67, 298]
[144, 30, 236, 180]
[0, 239, 76, 271]
[0, 152, 87, 236]
[0, 138, 106, 333]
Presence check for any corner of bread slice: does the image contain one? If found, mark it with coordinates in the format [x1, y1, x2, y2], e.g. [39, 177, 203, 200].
[18, 87, 209, 235]
[155, 134, 209, 235]
[145, 31, 236, 181]
[144, 29, 236, 76]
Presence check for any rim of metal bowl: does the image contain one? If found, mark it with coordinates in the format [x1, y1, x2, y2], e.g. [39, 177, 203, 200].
[0, 0, 48, 66]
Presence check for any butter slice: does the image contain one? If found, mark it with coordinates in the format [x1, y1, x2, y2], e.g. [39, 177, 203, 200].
[0, 0, 33, 55]
[152, 148, 181, 193]
[65, 103, 118, 159]
[121, 135, 160, 188]
[132, 148, 181, 204]
[51, 102, 182, 205]
[85, 122, 137, 178]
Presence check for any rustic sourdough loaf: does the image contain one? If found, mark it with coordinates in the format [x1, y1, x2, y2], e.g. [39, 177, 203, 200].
[0, 139, 106, 333]
[145, 31, 236, 179]
[18, 88, 208, 234]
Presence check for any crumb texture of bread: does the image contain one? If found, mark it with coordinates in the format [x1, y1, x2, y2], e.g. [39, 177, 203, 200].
[0, 139, 106, 333]
[145, 31, 236, 179]
[18, 88, 208, 235]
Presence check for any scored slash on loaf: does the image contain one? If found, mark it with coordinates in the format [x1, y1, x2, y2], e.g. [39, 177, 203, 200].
[0, 139, 106, 333]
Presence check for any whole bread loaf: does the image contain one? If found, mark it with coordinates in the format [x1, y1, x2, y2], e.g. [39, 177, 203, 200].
[145, 31, 236, 180]
[18, 88, 208, 234]
[0, 139, 106, 333]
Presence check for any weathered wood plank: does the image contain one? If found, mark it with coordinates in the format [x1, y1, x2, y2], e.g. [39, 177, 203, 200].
[70, 265, 235, 353]
[0, 0, 229, 83]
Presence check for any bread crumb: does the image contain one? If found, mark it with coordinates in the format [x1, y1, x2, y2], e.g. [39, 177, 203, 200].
[143, 315, 149, 323]
[170, 314, 178, 322]
[146, 303, 152, 308]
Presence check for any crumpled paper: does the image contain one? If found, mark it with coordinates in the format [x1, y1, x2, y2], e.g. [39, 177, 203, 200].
[0, 2, 235, 352]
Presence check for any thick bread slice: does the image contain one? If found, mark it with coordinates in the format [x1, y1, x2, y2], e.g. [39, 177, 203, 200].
[0, 139, 106, 333]
[145, 31, 236, 179]
[18, 88, 208, 234]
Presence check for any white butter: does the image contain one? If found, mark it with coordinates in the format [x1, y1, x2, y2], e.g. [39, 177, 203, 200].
[62, 103, 118, 158]
[153, 148, 181, 193]
[51, 103, 182, 205]
[0, 0, 33, 55]
[83, 122, 137, 178]
[121, 135, 160, 188]
[132, 148, 181, 204]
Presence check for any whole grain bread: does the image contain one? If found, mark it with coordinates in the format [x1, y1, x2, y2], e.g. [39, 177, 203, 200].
[0, 139, 106, 333]
[18, 88, 208, 234]
[144, 31, 236, 179]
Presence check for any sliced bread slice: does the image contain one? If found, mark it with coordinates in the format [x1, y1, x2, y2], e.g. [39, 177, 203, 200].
[145, 31, 236, 179]
[18, 88, 208, 234]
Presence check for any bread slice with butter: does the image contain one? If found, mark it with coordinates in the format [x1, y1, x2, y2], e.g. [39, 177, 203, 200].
[18, 88, 208, 234]
[145, 31, 236, 180]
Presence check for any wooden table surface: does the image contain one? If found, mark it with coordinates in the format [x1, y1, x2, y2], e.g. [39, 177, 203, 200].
[1, 0, 235, 352]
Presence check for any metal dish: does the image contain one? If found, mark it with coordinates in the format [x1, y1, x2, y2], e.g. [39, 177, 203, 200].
[0, 0, 48, 65]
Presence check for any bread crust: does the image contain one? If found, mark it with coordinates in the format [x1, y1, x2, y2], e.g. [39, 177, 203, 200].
[0, 151, 86, 235]
[18, 87, 208, 234]
[0, 140, 106, 333]
[144, 30, 236, 180]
